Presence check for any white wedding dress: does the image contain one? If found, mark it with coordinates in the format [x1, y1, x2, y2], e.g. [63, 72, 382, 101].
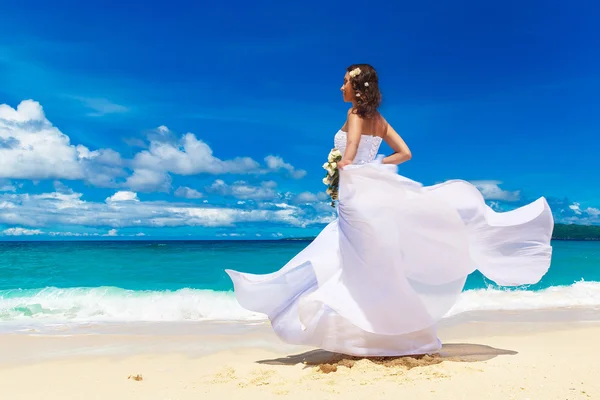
[225, 130, 554, 356]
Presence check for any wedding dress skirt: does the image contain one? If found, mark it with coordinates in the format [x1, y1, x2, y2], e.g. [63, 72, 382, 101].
[226, 157, 553, 357]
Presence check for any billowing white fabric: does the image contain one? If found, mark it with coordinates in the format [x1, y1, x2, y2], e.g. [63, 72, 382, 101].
[225, 130, 554, 356]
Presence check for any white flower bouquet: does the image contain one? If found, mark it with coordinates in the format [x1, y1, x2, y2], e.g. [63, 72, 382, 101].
[322, 148, 343, 207]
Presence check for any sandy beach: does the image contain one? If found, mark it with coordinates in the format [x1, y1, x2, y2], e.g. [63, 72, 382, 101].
[1, 309, 598, 400]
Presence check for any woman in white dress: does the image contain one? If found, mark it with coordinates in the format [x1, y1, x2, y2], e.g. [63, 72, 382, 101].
[226, 64, 554, 357]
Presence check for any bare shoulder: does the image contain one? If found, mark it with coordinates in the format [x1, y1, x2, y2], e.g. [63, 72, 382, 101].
[347, 108, 364, 123]
[347, 110, 362, 122]
[341, 108, 356, 131]
[378, 114, 410, 153]
[378, 113, 396, 137]
[346, 110, 365, 131]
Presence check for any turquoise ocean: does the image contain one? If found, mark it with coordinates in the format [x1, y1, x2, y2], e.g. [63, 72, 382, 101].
[0, 240, 598, 333]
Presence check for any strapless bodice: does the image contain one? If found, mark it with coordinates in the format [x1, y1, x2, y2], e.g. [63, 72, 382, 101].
[334, 130, 383, 164]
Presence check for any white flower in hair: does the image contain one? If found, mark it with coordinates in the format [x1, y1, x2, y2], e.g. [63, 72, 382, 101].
[364, 82, 369, 87]
[355, 93, 361, 97]
[349, 67, 361, 78]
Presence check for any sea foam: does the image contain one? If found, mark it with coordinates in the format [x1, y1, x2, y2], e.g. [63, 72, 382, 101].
[1, 281, 599, 326]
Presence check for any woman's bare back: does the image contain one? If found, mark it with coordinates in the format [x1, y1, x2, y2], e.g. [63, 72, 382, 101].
[341, 111, 388, 137]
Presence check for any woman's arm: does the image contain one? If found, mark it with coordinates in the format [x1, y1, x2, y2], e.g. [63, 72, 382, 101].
[381, 122, 412, 165]
[338, 111, 363, 169]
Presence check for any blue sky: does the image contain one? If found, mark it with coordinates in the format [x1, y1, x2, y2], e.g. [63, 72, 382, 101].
[0, 0, 599, 239]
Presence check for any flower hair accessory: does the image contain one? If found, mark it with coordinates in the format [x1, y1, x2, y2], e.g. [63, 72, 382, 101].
[364, 82, 369, 87]
[349, 67, 361, 78]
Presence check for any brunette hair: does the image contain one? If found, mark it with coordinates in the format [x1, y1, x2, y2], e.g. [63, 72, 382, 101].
[347, 63, 381, 119]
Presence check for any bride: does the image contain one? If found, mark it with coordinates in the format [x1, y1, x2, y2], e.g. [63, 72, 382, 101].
[226, 64, 554, 357]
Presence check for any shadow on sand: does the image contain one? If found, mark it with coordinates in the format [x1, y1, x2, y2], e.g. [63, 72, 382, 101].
[256, 343, 517, 371]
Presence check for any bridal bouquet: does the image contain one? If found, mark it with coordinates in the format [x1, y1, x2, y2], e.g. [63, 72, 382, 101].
[322, 148, 343, 207]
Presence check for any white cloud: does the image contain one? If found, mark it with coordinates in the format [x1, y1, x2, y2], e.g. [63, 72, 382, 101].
[33, 191, 86, 210]
[564, 202, 600, 224]
[72, 96, 129, 117]
[106, 191, 139, 203]
[471, 180, 520, 201]
[122, 137, 147, 148]
[207, 180, 278, 201]
[125, 169, 172, 193]
[261, 180, 278, 189]
[217, 232, 245, 237]
[104, 229, 118, 236]
[0, 189, 326, 229]
[0, 200, 16, 210]
[0, 101, 307, 195]
[0, 100, 84, 180]
[488, 201, 502, 211]
[0, 100, 125, 186]
[77, 146, 123, 166]
[0, 184, 16, 192]
[293, 191, 329, 203]
[53, 181, 72, 194]
[132, 129, 261, 176]
[163, 205, 302, 227]
[588, 207, 600, 217]
[272, 202, 296, 209]
[126, 127, 306, 191]
[174, 186, 203, 199]
[2, 227, 43, 236]
[0, 100, 45, 122]
[1, 228, 104, 237]
[264, 155, 307, 179]
[295, 192, 318, 203]
[569, 202, 583, 215]
[47, 231, 100, 237]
